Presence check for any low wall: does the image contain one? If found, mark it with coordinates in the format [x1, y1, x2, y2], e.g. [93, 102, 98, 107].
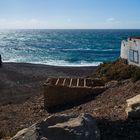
[44, 84, 106, 108]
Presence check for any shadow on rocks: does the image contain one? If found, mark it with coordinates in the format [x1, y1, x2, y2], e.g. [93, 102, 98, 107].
[46, 92, 101, 113]
[96, 118, 140, 140]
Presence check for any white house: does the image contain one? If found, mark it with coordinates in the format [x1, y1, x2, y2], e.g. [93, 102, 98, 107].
[121, 36, 140, 67]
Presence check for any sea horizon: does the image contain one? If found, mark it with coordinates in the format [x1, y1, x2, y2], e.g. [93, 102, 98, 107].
[1, 28, 140, 30]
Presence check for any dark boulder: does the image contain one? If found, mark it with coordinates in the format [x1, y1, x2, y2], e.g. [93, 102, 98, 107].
[11, 113, 100, 140]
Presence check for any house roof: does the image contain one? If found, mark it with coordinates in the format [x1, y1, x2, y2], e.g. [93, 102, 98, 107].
[128, 36, 140, 40]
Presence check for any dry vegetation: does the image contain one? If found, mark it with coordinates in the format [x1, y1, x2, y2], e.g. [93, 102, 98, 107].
[94, 59, 140, 82]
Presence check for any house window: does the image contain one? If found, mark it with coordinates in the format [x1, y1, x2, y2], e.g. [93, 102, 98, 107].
[129, 49, 139, 64]
[129, 49, 133, 61]
[134, 51, 139, 63]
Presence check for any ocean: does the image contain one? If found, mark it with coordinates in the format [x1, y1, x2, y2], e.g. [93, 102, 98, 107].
[0, 29, 140, 66]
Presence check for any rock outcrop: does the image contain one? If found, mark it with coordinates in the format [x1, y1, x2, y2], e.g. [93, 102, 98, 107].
[126, 94, 140, 119]
[11, 113, 100, 140]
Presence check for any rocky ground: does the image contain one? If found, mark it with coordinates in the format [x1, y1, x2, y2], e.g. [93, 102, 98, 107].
[0, 63, 95, 105]
[0, 63, 140, 140]
[1, 80, 140, 140]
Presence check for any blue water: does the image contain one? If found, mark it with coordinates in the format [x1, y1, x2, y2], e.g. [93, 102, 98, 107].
[0, 29, 140, 66]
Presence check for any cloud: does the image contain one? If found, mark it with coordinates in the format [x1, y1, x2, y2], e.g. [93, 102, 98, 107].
[106, 18, 116, 23]
[0, 18, 49, 29]
[0, 18, 75, 29]
[0, 18, 140, 29]
[106, 18, 121, 25]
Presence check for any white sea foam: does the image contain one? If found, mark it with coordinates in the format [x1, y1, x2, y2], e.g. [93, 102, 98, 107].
[61, 48, 92, 51]
[42, 60, 101, 67]
[3, 59, 101, 67]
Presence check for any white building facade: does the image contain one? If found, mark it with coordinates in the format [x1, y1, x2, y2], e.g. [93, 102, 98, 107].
[121, 37, 140, 67]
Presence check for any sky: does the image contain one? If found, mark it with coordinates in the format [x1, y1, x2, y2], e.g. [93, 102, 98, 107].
[0, 0, 140, 29]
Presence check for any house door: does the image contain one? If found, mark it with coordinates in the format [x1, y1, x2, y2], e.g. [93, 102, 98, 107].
[129, 49, 139, 64]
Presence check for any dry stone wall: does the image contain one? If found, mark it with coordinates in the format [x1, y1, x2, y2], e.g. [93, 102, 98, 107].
[44, 78, 106, 108]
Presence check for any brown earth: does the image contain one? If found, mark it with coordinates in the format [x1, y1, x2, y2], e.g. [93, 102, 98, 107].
[0, 62, 96, 105]
[0, 63, 140, 140]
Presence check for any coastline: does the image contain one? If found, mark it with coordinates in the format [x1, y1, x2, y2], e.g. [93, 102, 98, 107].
[1, 62, 97, 77]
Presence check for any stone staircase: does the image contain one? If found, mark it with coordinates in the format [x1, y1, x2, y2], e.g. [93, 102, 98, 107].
[43, 78, 107, 108]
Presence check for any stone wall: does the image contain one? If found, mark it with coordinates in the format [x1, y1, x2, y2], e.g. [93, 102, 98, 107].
[44, 78, 106, 108]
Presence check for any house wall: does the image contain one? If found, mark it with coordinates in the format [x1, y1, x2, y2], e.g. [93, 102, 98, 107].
[121, 40, 129, 59]
[121, 38, 140, 67]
